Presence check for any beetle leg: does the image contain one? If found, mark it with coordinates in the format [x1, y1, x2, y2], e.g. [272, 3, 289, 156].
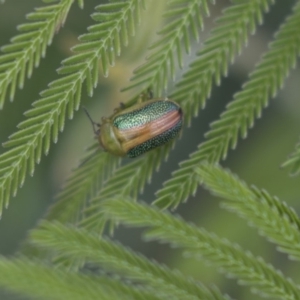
[139, 88, 153, 103]
[147, 88, 153, 99]
[114, 102, 126, 112]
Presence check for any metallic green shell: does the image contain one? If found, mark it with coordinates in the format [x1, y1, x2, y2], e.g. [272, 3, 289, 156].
[113, 100, 183, 158]
[127, 122, 182, 158]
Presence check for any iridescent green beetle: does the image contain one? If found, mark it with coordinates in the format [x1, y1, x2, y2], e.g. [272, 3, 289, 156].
[85, 97, 183, 158]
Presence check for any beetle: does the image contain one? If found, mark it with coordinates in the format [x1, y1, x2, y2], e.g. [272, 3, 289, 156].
[84, 97, 183, 158]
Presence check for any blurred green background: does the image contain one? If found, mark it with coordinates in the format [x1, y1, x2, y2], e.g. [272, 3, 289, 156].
[0, 1, 299, 299]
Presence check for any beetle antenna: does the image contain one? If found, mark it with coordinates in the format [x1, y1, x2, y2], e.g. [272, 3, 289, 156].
[82, 106, 100, 135]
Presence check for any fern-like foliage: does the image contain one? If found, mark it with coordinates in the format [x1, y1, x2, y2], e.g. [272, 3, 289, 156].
[282, 137, 300, 176]
[0, 0, 79, 109]
[170, 0, 276, 125]
[0, 255, 161, 300]
[42, 0, 216, 230]
[22, 144, 172, 263]
[59, 0, 275, 234]
[154, 0, 300, 209]
[80, 144, 171, 232]
[196, 163, 300, 260]
[18, 0, 217, 260]
[61, 2, 274, 223]
[102, 199, 300, 300]
[29, 221, 230, 300]
[123, 0, 214, 96]
[46, 149, 120, 223]
[0, 0, 145, 214]
[0, 1, 299, 299]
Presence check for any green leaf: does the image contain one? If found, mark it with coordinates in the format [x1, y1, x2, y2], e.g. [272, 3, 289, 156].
[0, 0, 75, 109]
[46, 150, 119, 224]
[154, 0, 300, 210]
[196, 163, 300, 261]
[103, 199, 300, 300]
[80, 144, 172, 232]
[123, 0, 215, 96]
[29, 221, 230, 300]
[0, 256, 160, 300]
[282, 137, 300, 176]
[0, 0, 146, 214]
